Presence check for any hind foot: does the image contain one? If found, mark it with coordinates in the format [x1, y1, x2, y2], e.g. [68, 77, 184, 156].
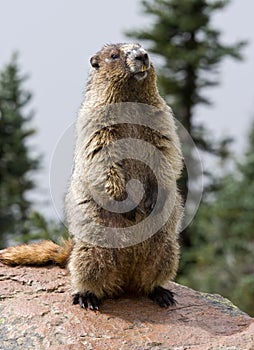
[72, 292, 100, 310]
[149, 286, 176, 307]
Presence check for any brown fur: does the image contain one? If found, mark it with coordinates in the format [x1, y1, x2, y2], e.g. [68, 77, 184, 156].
[0, 43, 183, 307]
[0, 239, 72, 267]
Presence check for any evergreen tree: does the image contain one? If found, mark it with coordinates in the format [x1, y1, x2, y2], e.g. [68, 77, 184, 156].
[179, 121, 254, 316]
[126, 0, 246, 245]
[0, 54, 39, 247]
[19, 211, 68, 245]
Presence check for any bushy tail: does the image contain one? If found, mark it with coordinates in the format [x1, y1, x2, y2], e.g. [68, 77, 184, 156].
[0, 239, 73, 268]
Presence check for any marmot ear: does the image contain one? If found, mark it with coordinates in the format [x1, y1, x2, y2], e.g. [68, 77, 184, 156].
[90, 55, 100, 69]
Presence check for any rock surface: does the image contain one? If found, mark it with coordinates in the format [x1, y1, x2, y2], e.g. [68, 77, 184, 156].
[0, 263, 253, 350]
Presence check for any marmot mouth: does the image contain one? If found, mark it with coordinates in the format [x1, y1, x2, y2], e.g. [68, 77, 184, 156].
[133, 71, 148, 81]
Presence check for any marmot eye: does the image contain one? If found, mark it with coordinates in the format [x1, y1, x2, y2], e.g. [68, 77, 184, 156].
[111, 53, 119, 59]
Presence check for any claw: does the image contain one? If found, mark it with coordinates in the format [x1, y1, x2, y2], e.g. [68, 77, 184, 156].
[72, 292, 100, 310]
[149, 286, 177, 307]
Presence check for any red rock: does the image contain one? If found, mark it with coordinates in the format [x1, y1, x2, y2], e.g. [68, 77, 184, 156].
[0, 263, 253, 349]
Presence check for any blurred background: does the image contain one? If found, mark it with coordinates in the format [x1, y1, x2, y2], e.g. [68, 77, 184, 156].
[0, 0, 253, 315]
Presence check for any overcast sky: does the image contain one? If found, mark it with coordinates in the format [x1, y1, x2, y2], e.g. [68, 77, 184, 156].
[1, 0, 254, 220]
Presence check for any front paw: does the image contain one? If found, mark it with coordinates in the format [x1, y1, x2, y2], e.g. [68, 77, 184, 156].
[149, 286, 177, 307]
[72, 292, 100, 310]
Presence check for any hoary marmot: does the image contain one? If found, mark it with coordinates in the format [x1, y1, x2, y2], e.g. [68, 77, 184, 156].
[0, 43, 183, 310]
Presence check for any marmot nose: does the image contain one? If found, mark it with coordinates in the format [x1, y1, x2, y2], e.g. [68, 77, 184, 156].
[134, 53, 149, 66]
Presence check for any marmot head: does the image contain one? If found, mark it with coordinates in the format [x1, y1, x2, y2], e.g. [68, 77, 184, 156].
[86, 43, 160, 105]
[90, 43, 152, 83]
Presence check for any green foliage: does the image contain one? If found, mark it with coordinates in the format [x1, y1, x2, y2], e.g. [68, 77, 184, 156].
[178, 122, 254, 316]
[15, 211, 68, 245]
[0, 54, 65, 248]
[0, 54, 40, 247]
